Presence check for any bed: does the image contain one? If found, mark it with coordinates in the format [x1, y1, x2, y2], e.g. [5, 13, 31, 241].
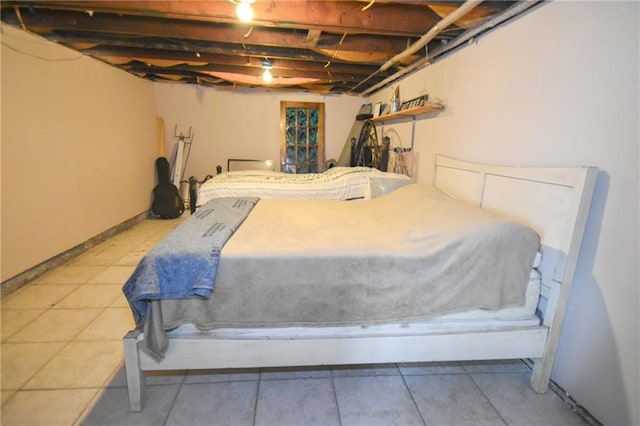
[123, 155, 597, 411]
[196, 163, 413, 206]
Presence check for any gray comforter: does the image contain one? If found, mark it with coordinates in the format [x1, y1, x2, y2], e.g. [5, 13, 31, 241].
[142, 184, 540, 360]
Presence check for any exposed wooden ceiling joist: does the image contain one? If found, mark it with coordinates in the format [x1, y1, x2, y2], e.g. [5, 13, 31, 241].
[0, 1, 527, 94]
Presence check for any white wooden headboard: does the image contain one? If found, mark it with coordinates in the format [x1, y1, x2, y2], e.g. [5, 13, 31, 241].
[434, 155, 597, 285]
[433, 155, 597, 329]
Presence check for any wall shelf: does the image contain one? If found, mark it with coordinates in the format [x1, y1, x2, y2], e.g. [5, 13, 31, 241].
[371, 101, 445, 124]
[371, 101, 445, 151]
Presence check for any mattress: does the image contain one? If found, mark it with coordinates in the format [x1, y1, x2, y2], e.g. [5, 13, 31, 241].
[164, 270, 541, 341]
[196, 166, 412, 205]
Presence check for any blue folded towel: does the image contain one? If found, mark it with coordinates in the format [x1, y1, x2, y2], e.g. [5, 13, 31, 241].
[123, 197, 258, 325]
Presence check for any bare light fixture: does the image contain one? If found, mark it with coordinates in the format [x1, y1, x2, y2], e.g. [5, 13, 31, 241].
[262, 59, 273, 83]
[235, 0, 256, 23]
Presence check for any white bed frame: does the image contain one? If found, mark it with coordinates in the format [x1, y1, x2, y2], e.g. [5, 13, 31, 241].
[227, 158, 275, 172]
[123, 155, 598, 411]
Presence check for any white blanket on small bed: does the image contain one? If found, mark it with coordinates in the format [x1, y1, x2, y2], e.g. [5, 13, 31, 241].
[196, 166, 411, 205]
[142, 184, 540, 360]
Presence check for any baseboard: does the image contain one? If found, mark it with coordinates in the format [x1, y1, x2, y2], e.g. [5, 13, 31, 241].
[1, 211, 150, 297]
[522, 359, 602, 425]
[547, 378, 603, 426]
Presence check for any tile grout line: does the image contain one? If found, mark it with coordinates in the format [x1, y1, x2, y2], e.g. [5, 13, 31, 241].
[329, 367, 343, 426]
[251, 369, 263, 426]
[1, 278, 111, 396]
[1, 340, 69, 393]
[161, 370, 188, 426]
[398, 363, 428, 426]
[1, 307, 51, 343]
[466, 370, 510, 426]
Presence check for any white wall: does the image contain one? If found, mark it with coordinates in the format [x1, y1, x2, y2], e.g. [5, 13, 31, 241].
[369, 2, 639, 425]
[154, 84, 363, 180]
[1, 25, 158, 281]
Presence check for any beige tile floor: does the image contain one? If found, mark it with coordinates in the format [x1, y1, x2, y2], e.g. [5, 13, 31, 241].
[1, 218, 182, 425]
[1, 217, 593, 425]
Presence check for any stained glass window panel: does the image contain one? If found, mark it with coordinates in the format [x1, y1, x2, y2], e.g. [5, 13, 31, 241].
[309, 127, 318, 145]
[297, 146, 307, 163]
[286, 108, 296, 127]
[286, 127, 295, 144]
[297, 128, 307, 144]
[297, 108, 307, 126]
[280, 102, 324, 174]
[286, 146, 296, 163]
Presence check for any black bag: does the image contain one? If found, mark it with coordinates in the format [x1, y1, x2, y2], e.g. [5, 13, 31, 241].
[151, 157, 185, 219]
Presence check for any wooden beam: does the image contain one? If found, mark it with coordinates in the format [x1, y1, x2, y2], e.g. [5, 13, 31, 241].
[305, 29, 322, 48]
[123, 63, 387, 83]
[84, 46, 384, 76]
[3, 9, 419, 56]
[5, 0, 443, 37]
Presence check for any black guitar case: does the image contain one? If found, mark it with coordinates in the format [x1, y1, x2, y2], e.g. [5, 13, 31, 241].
[151, 157, 185, 219]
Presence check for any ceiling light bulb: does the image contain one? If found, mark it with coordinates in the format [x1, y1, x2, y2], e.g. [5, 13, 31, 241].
[262, 68, 273, 83]
[237, 2, 253, 22]
[261, 59, 273, 82]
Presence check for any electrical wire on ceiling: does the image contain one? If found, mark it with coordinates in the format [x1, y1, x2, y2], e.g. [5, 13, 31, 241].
[361, 0, 375, 11]
[1, 40, 84, 62]
[324, 32, 347, 68]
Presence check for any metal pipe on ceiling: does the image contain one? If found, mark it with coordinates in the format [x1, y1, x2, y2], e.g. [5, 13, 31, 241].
[379, 0, 483, 72]
[360, 58, 428, 96]
[427, 0, 543, 65]
[350, 0, 482, 93]
[359, 0, 542, 96]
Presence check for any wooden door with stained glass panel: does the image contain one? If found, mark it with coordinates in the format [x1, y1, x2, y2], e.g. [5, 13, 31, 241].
[280, 101, 324, 173]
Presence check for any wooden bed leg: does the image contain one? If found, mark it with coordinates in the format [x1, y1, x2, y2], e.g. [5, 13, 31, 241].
[123, 330, 145, 411]
[530, 357, 551, 393]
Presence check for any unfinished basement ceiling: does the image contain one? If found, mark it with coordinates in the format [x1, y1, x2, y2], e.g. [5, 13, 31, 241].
[1, 1, 541, 95]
